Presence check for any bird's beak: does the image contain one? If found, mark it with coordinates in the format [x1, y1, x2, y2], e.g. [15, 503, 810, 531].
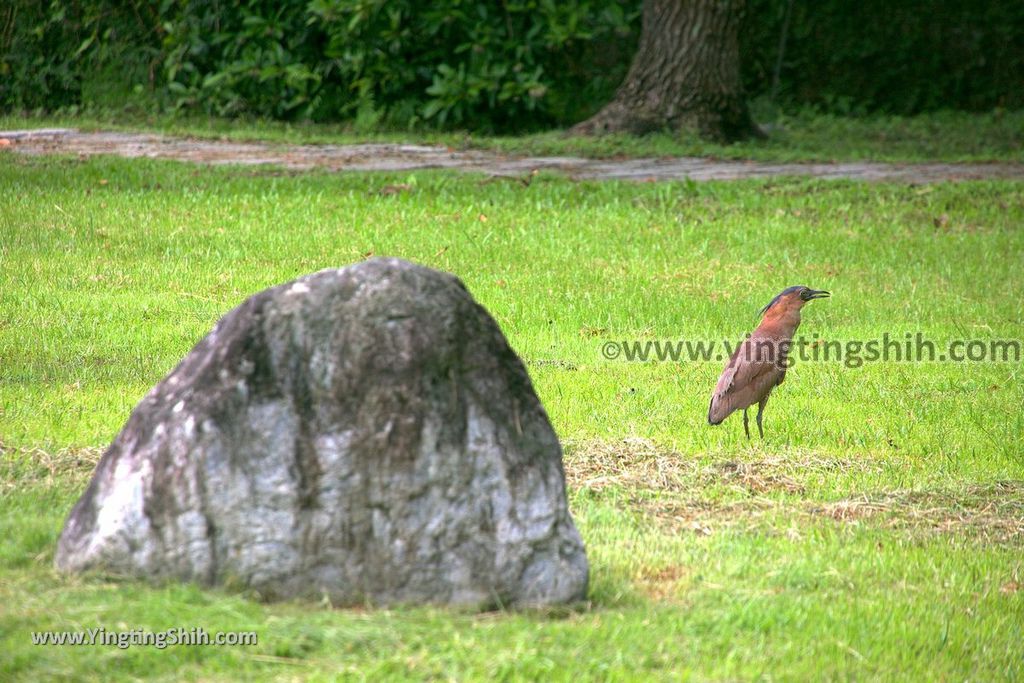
[801, 289, 831, 301]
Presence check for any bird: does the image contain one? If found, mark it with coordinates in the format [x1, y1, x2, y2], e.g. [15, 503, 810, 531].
[708, 286, 830, 438]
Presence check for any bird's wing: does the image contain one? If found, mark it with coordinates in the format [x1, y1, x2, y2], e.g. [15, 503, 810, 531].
[708, 337, 785, 424]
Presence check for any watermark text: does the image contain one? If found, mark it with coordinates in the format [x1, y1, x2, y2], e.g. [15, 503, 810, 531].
[600, 333, 1021, 367]
[31, 627, 257, 650]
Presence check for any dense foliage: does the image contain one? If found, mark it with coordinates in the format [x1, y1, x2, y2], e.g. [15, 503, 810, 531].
[2, 0, 1022, 129]
[0, 1, 83, 110]
[156, 0, 636, 130]
[742, 0, 1024, 115]
[0, 1, 159, 112]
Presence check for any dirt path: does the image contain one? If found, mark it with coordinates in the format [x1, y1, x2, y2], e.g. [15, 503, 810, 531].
[3, 128, 1023, 183]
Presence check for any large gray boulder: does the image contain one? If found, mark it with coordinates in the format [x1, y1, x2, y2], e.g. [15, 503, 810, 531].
[55, 258, 587, 608]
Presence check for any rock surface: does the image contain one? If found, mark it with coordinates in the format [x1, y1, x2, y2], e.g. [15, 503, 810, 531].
[55, 258, 587, 608]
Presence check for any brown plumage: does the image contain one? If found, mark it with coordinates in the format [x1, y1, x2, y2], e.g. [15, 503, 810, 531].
[708, 286, 830, 438]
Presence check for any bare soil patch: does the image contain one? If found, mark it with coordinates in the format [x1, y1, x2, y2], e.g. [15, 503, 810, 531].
[4, 128, 1023, 183]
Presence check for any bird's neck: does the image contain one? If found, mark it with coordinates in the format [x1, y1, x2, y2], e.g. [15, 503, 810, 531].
[757, 307, 802, 338]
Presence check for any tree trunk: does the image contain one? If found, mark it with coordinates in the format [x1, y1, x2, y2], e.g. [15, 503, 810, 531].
[572, 0, 763, 142]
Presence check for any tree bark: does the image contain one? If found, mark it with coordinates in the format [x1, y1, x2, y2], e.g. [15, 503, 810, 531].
[572, 0, 763, 142]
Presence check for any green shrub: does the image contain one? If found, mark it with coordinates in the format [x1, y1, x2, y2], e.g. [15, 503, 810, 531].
[160, 0, 323, 119]
[0, 2, 82, 111]
[157, 0, 636, 130]
[309, 0, 634, 129]
[0, 1, 159, 113]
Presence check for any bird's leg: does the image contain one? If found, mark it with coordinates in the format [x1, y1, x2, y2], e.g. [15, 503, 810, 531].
[743, 408, 750, 439]
[756, 396, 769, 439]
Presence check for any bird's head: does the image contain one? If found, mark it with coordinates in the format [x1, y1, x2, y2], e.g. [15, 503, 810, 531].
[759, 285, 830, 317]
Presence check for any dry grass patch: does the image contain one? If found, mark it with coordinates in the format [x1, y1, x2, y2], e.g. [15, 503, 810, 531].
[811, 482, 1024, 544]
[635, 564, 691, 601]
[0, 443, 102, 494]
[634, 496, 774, 537]
[566, 439, 1024, 545]
[563, 438, 698, 492]
[635, 484, 1024, 545]
[563, 438, 870, 497]
[715, 460, 805, 495]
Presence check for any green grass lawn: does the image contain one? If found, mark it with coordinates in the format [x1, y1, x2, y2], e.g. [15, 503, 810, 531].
[1, 148, 1023, 680]
[3, 108, 1023, 163]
